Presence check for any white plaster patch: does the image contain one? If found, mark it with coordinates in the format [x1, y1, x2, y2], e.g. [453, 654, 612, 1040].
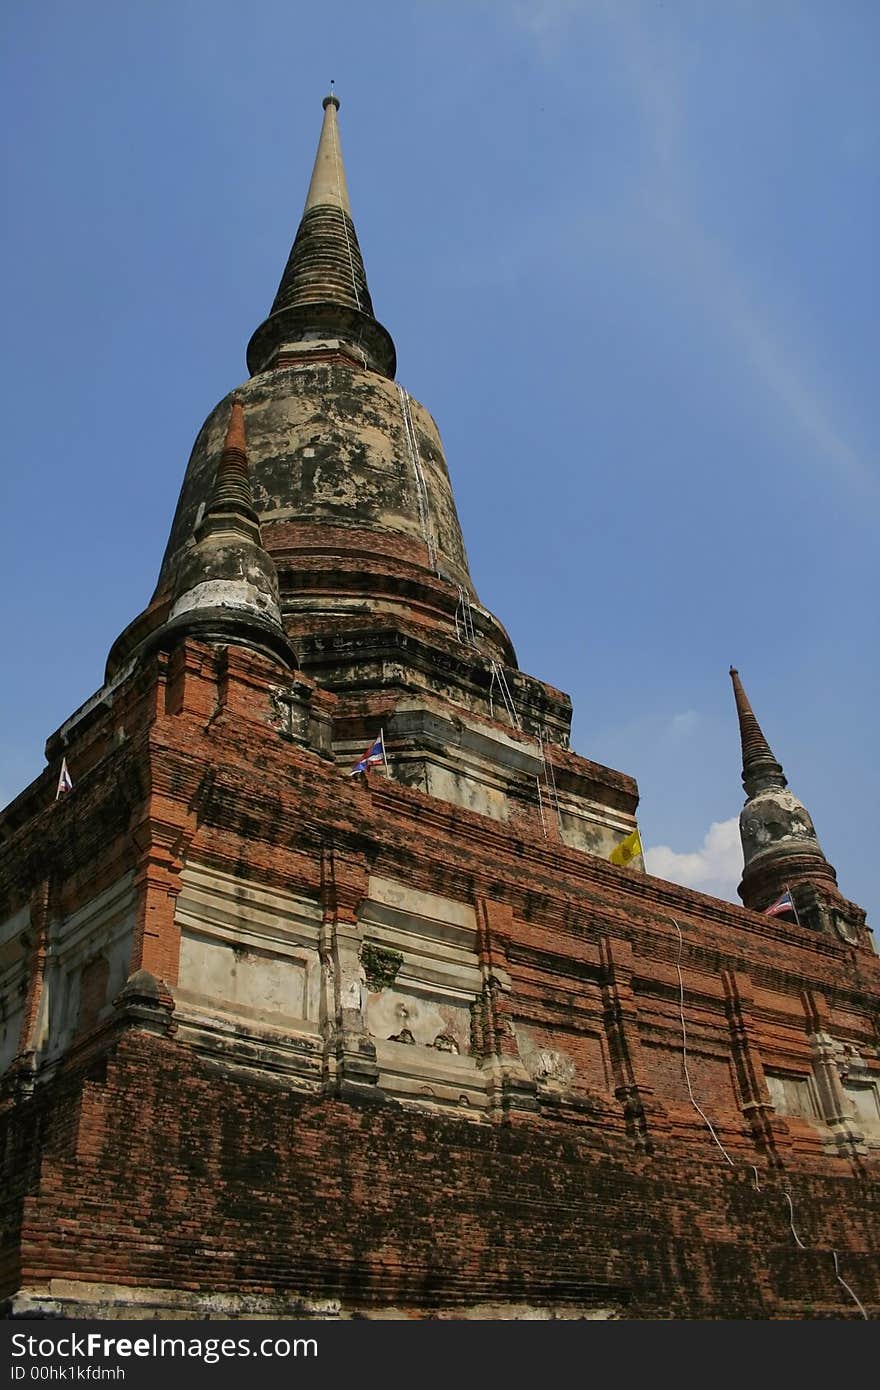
[423, 763, 507, 820]
[515, 1024, 576, 1090]
[175, 862, 322, 1027]
[367, 988, 468, 1052]
[340, 960, 366, 1014]
[365, 877, 476, 934]
[41, 875, 136, 1062]
[179, 933, 307, 1020]
[169, 578, 280, 623]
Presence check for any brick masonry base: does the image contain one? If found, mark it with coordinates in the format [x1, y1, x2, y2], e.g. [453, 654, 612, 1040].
[3, 1031, 878, 1320]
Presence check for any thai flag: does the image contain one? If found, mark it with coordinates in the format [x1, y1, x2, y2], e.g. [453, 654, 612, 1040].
[763, 889, 796, 918]
[350, 733, 386, 776]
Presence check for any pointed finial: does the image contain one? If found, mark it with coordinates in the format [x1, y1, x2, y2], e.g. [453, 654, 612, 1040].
[198, 398, 260, 538]
[305, 89, 348, 213]
[223, 396, 247, 457]
[166, 395, 294, 667]
[729, 666, 786, 796]
[246, 90, 397, 378]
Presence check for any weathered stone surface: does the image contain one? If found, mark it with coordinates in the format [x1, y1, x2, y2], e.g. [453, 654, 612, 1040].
[2, 97, 878, 1323]
[156, 367, 475, 601]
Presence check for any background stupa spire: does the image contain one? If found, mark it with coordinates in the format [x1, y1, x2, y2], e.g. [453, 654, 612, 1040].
[729, 666, 786, 797]
[729, 666, 846, 928]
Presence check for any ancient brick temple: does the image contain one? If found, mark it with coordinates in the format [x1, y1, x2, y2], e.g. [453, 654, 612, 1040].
[2, 96, 878, 1320]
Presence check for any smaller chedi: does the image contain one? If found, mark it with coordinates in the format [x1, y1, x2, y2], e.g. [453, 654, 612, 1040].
[730, 666, 867, 945]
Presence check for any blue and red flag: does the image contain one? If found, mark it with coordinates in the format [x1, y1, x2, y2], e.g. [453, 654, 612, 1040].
[763, 889, 797, 919]
[350, 733, 386, 776]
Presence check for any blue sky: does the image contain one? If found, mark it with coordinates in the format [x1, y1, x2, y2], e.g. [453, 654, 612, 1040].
[1, 2, 877, 925]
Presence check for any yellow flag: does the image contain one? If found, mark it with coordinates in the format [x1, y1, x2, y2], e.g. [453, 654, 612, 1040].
[609, 828, 643, 867]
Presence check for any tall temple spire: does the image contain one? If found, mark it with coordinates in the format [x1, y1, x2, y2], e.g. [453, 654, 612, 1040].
[107, 93, 500, 687]
[246, 93, 396, 378]
[729, 666, 786, 797]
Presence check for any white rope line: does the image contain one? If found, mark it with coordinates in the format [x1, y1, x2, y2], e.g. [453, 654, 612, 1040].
[672, 918, 735, 1166]
[455, 584, 477, 645]
[329, 107, 361, 312]
[487, 672, 555, 855]
[537, 729, 562, 836]
[833, 1251, 869, 1320]
[540, 727, 563, 831]
[783, 1189, 807, 1248]
[397, 385, 438, 573]
[784, 1191, 868, 1317]
[488, 660, 521, 730]
[458, 586, 472, 639]
[497, 664, 520, 728]
[671, 917, 869, 1319]
[536, 777, 548, 837]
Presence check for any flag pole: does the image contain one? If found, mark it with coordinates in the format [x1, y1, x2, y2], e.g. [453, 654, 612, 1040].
[380, 727, 389, 777]
[787, 884, 802, 928]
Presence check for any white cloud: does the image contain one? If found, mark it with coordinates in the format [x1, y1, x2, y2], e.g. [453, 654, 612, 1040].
[645, 816, 743, 903]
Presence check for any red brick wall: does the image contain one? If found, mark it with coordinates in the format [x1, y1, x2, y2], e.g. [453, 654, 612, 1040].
[3, 639, 878, 1319]
[2, 1030, 878, 1318]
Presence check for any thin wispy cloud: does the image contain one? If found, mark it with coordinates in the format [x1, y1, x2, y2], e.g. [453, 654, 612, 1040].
[508, 1, 877, 502]
[512, 0, 589, 56]
[651, 217, 879, 502]
[613, 6, 876, 501]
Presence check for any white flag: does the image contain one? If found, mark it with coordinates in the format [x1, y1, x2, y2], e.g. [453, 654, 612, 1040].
[56, 757, 73, 800]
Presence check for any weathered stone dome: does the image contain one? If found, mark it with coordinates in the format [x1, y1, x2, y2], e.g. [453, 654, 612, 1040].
[156, 364, 476, 605]
[740, 786, 821, 866]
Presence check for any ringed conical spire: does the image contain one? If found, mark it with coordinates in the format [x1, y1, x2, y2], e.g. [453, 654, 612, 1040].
[247, 93, 396, 378]
[196, 399, 260, 542]
[165, 400, 295, 669]
[729, 666, 786, 797]
[729, 665, 839, 919]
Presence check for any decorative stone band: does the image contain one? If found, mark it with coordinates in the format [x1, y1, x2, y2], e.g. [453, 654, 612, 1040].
[168, 577, 282, 625]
